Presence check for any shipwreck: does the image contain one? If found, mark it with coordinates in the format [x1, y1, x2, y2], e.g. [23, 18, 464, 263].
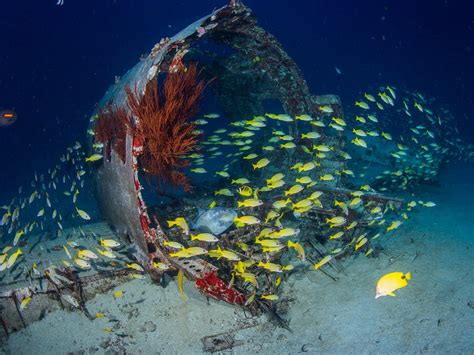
[1, 0, 409, 338]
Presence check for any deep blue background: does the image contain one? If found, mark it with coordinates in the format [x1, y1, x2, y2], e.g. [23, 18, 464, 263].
[0, 0, 473, 198]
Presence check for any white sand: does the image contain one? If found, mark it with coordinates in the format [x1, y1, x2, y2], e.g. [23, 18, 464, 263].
[4, 163, 474, 354]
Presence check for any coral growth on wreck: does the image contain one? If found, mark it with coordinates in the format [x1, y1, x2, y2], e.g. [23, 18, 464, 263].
[93, 103, 132, 162]
[127, 64, 205, 192]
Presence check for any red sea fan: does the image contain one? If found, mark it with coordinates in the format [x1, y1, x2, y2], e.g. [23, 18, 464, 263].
[126, 64, 205, 192]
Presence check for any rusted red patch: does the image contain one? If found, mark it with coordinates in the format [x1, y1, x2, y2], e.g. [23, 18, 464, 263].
[195, 271, 246, 305]
[133, 136, 144, 149]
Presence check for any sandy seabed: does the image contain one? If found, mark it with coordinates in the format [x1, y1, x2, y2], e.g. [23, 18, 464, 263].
[3, 163, 474, 354]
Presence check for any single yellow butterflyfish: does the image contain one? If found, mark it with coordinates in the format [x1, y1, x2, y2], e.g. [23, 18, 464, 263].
[375, 271, 411, 299]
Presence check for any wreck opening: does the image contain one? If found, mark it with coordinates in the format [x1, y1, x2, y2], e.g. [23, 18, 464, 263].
[124, 3, 325, 228]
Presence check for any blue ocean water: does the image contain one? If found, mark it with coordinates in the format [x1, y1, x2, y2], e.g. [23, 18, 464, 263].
[0, 0, 473, 192]
[0, 1, 473, 353]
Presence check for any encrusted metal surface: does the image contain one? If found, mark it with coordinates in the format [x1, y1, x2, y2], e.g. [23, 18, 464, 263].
[93, 134, 146, 254]
[206, 3, 315, 117]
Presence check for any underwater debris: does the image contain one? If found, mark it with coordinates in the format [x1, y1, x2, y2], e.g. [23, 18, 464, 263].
[201, 331, 244, 353]
[0, 265, 135, 337]
[192, 207, 237, 235]
[195, 270, 246, 305]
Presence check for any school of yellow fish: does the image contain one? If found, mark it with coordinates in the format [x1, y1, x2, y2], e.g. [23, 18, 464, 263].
[1, 85, 472, 305]
[0, 142, 124, 281]
[156, 86, 472, 301]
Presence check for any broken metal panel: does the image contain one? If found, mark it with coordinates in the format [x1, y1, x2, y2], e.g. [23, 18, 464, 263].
[201, 331, 244, 353]
[0, 267, 134, 339]
[0, 222, 143, 339]
[94, 134, 145, 253]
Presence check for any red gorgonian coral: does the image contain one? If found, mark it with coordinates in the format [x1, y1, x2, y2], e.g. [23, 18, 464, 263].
[126, 63, 205, 192]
